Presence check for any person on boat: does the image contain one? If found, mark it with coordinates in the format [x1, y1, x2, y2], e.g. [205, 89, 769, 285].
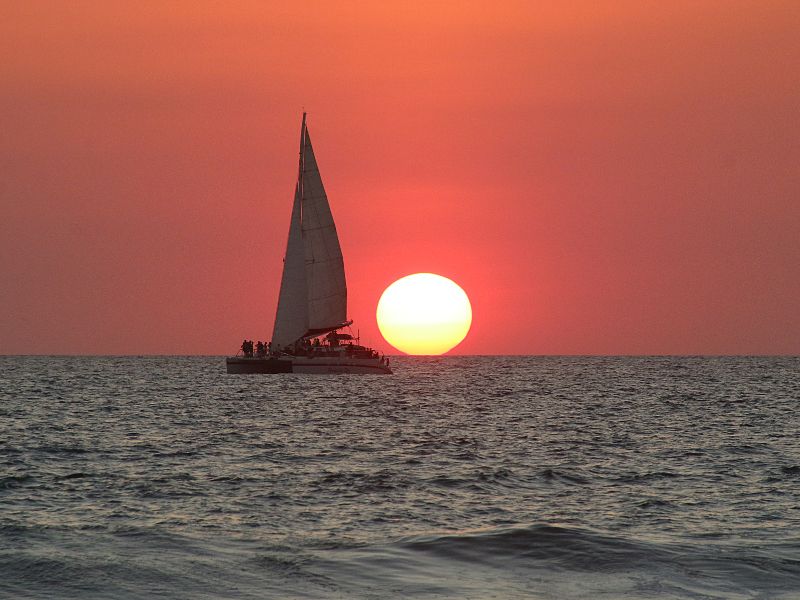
[267, 341, 272, 356]
[256, 341, 265, 356]
[241, 339, 251, 356]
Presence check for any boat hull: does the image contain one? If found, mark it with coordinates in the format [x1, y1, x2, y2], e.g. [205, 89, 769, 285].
[225, 356, 391, 374]
[225, 357, 293, 373]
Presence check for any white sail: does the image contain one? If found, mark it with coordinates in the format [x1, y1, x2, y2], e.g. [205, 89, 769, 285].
[271, 182, 309, 349]
[300, 123, 348, 332]
[271, 114, 347, 349]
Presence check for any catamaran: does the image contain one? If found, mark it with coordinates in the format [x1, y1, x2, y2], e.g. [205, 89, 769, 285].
[226, 114, 392, 374]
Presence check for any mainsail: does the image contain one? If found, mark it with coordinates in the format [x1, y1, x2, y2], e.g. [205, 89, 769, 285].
[271, 114, 348, 349]
[271, 182, 308, 348]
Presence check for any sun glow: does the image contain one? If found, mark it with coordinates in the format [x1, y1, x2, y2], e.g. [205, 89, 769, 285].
[376, 273, 472, 355]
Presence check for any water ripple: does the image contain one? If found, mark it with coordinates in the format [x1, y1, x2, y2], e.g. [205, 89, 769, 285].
[0, 355, 798, 599]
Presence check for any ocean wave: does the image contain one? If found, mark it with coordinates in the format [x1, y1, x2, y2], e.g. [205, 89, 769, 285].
[58, 472, 90, 480]
[309, 524, 800, 598]
[32, 445, 91, 455]
[764, 465, 800, 483]
[0, 473, 33, 490]
[538, 468, 589, 484]
[400, 523, 668, 571]
[614, 471, 679, 483]
[476, 467, 514, 482]
[636, 498, 673, 508]
[316, 469, 410, 493]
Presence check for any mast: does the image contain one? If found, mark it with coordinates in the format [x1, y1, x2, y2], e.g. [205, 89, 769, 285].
[298, 112, 306, 205]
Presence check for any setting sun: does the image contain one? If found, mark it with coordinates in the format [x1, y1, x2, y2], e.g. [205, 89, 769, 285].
[376, 273, 472, 355]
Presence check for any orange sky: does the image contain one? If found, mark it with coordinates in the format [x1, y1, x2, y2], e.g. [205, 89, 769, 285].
[1, 1, 799, 355]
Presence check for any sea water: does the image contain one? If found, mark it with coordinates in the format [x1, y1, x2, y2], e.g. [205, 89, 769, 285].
[1, 356, 799, 599]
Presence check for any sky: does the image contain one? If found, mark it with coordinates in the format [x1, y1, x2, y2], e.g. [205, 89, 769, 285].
[1, 1, 798, 355]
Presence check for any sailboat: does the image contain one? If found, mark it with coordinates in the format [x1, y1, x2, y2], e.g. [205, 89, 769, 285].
[226, 114, 392, 374]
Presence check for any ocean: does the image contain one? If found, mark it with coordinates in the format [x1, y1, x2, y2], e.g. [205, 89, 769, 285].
[1, 356, 799, 599]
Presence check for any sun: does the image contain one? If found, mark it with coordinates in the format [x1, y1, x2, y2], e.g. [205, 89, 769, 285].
[376, 273, 472, 355]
